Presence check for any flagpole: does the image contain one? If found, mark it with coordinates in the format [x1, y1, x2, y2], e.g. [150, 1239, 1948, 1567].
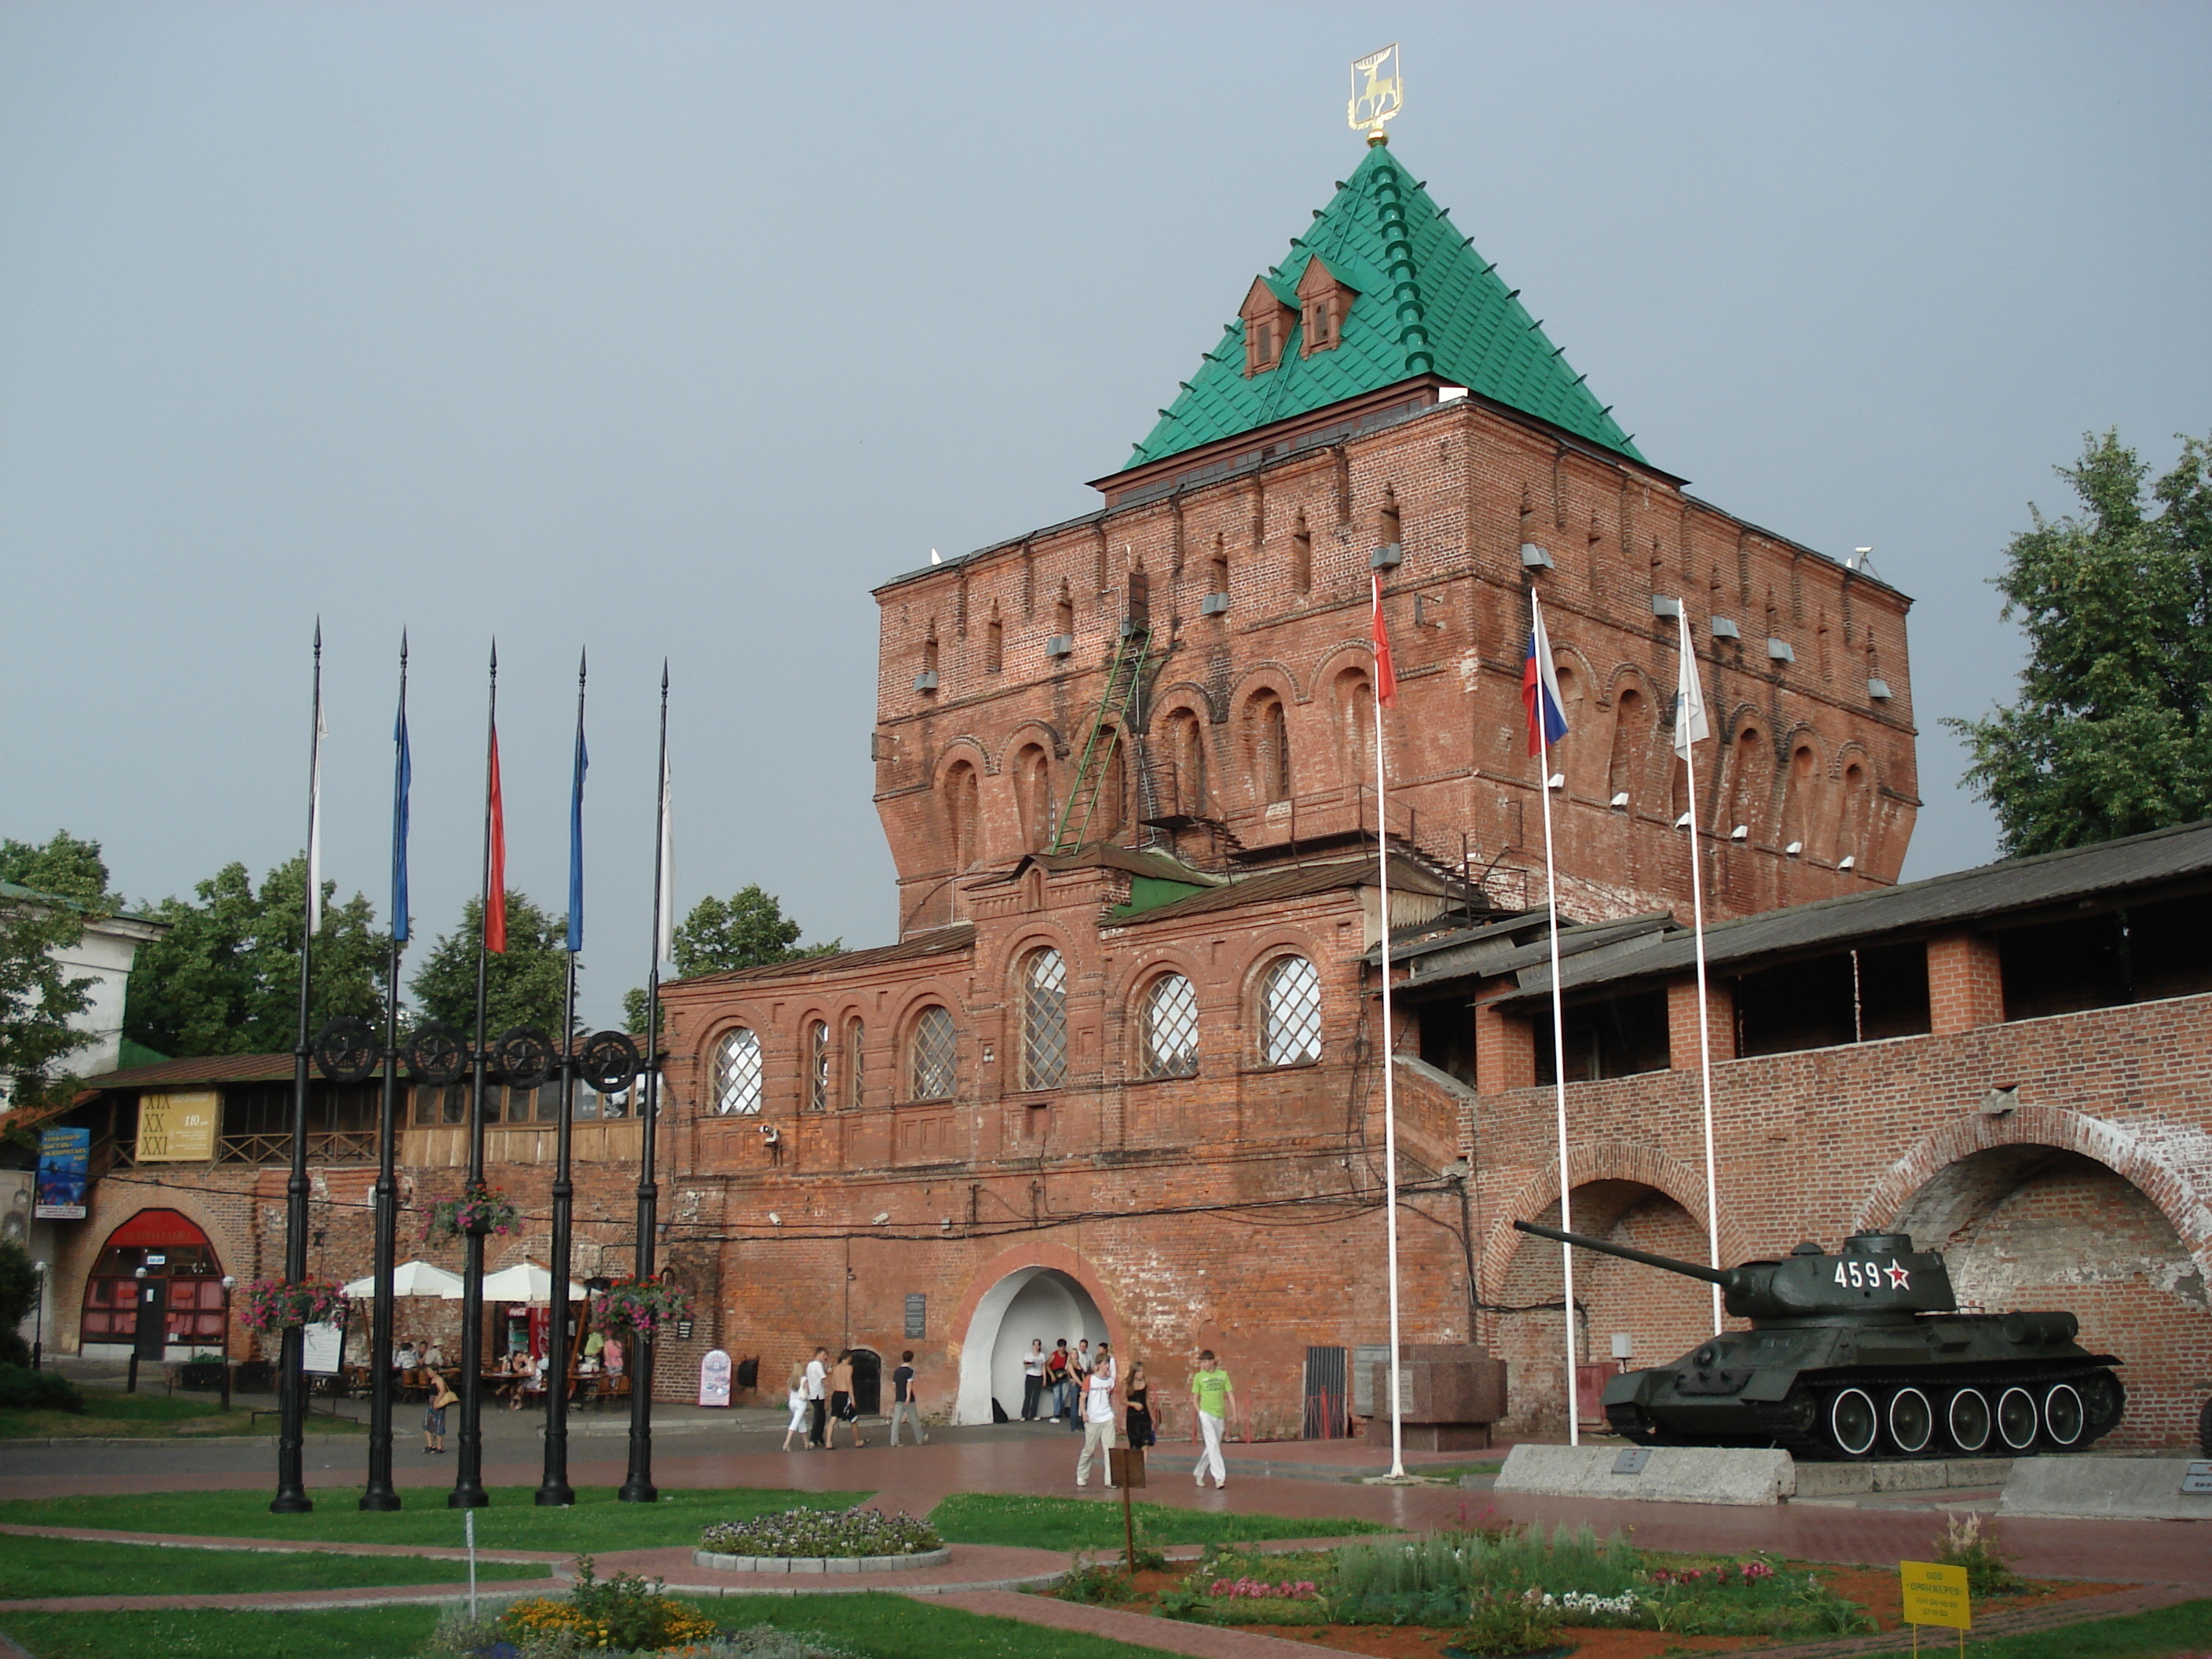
[1531, 594, 1579, 1448]
[272, 621, 321, 1514]
[452, 643, 496, 1511]
[361, 633, 409, 1512]
[1675, 607, 1723, 1334]
[539, 648, 587, 1508]
[1372, 573, 1405, 1480]
[621, 662, 668, 1506]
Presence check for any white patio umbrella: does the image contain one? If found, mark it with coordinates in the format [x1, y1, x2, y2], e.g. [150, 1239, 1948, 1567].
[467, 1259, 588, 1306]
[342, 1259, 466, 1299]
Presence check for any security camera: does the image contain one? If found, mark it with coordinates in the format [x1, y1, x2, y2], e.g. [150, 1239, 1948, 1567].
[872, 1211, 892, 1225]
[768, 1212, 782, 1226]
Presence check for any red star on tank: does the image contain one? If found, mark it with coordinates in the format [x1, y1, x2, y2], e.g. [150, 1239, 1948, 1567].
[1885, 1259, 1912, 1290]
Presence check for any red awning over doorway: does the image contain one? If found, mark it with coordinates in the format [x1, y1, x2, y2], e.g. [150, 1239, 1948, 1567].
[105, 1209, 211, 1249]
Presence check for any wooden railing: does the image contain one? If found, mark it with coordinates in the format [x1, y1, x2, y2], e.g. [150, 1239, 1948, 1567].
[216, 1131, 378, 1165]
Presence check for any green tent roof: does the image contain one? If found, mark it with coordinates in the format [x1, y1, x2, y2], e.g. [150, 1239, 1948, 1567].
[1126, 144, 1641, 468]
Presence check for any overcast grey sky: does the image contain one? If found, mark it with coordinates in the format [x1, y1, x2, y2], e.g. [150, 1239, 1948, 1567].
[5, 2, 2208, 1031]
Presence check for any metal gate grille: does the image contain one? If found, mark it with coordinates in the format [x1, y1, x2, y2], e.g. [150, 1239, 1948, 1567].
[1303, 1345, 1349, 1439]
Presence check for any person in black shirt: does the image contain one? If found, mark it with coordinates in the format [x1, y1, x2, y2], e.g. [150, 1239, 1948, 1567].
[1123, 1361, 1155, 1448]
[888, 1349, 928, 1445]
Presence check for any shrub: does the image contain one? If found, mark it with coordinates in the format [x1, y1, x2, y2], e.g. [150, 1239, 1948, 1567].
[1456, 1587, 1566, 1657]
[1936, 1511, 2022, 1598]
[500, 1556, 718, 1654]
[0, 1364, 84, 1414]
[699, 1505, 940, 1558]
[1058, 1554, 1137, 1606]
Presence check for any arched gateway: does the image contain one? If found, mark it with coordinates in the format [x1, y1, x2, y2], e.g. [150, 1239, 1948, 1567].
[954, 1262, 1110, 1426]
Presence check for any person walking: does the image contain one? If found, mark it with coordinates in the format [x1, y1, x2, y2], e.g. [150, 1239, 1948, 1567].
[804, 1346, 830, 1448]
[1124, 1361, 1155, 1450]
[780, 1363, 810, 1452]
[423, 1371, 456, 1455]
[888, 1350, 928, 1445]
[1075, 1341, 1119, 1488]
[1191, 1348, 1236, 1489]
[1020, 1339, 1047, 1419]
[827, 1350, 866, 1448]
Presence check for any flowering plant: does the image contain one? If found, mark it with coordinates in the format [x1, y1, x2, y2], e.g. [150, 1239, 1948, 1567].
[500, 1555, 718, 1652]
[594, 1274, 691, 1338]
[700, 1505, 939, 1558]
[420, 1181, 518, 1242]
[237, 1278, 347, 1332]
[1210, 1577, 1320, 1601]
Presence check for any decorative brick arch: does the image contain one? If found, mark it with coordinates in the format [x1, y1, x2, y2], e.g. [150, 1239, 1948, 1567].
[947, 1240, 1125, 1425]
[1478, 1139, 1729, 1295]
[1855, 1104, 2212, 1279]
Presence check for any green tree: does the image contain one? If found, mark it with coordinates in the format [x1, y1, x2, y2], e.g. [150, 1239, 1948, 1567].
[0, 831, 118, 1103]
[0, 1237, 39, 1367]
[620, 885, 839, 1031]
[124, 857, 388, 1057]
[1948, 430, 2212, 855]
[410, 891, 570, 1035]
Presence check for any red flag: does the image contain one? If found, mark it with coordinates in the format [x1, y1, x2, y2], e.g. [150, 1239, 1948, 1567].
[1370, 573, 1398, 708]
[485, 724, 507, 954]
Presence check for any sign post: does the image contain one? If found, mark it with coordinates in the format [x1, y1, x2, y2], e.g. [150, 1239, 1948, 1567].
[1898, 1560, 1970, 1659]
[1108, 1445, 1146, 1573]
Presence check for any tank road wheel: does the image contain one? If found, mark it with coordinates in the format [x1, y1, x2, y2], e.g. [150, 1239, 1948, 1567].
[2082, 1371, 2125, 1438]
[2042, 1383, 2085, 1448]
[1886, 1387, 1936, 1456]
[1829, 1388, 1881, 1458]
[1997, 1386, 2039, 1451]
[1946, 1388, 1993, 1453]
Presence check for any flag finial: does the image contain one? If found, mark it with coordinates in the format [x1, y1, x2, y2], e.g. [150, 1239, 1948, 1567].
[399, 628, 408, 666]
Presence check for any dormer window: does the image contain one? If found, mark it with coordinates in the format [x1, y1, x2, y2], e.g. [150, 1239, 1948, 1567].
[1295, 255, 1355, 359]
[1240, 276, 1297, 378]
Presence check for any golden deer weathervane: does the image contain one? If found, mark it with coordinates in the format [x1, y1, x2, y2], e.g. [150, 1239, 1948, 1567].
[1349, 44, 1402, 144]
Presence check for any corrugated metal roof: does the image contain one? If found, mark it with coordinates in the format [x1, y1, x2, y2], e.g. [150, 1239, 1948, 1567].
[669, 925, 976, 991]
[1108, 851, 1445, 926]
[1479, 818, 2212, 1007]
[77, 1053, 328, 1089]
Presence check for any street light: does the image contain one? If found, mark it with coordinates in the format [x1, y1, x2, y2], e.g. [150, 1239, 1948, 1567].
[128, 1267, 148, 1395]
[220, 1276, 237, 1412]
[29, 1261, 48, 1372]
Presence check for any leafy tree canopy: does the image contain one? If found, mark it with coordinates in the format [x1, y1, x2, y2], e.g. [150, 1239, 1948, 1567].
[410, 891, 571, 1037]
[124, 856, 387, 1058]
[0, 1238, 38, 1366]
[1, 830, 117, 1101]
[620, 885, 839, 1031]
[1948, 430, 2212, 856]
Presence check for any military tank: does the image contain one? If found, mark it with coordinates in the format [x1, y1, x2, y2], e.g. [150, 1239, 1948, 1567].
[1514, 1219, 2125, 1459]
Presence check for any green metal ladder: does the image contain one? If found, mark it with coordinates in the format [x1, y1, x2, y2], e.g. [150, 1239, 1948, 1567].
[1049, 620, 1153, 855]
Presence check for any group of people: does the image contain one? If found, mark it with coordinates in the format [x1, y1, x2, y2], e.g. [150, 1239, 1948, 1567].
[397, 1328, 628, 1451]
[782, 1346, 930, 1450]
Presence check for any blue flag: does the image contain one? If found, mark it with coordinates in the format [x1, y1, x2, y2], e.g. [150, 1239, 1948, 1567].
[391, 693, 412, 943]
[566, 712, 588, 954]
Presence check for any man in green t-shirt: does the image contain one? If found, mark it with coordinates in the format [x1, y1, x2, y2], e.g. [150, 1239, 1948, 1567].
[1189, 1349, 1236, 1489]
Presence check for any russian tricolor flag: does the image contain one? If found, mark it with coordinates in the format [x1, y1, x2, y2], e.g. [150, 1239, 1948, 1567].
[1523, 595, 1569, 756]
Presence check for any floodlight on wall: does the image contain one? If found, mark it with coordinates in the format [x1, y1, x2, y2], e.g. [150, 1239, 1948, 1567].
[1046, 634, 1074, 657]
[1371, 542, 1403, 569]
[872, 1211, 892, 1226]
[1610, 1332, 1634, 1361]
[1730, 825, 1749, 840]
[1838, 855, 1856, 870]
[1547, 772, 1565, 790]
[768, 1212, 782, 1227]
[1437, 385, 1470, 403]
[1520, 542, 1555, 569]
[939, 1218, 953, 1230]
[1200, 592, 1231, 615]
[1785, 840, 1803, 857]
[1610, 791, 1629, 810]
[1649, 595, 1682, 618]
[1674, 811, 1693, 830]
[1709, 617, 1740, 639]
[1868, 678, 1892, 701]
[1767, 638, 1796, 662]
[912, 671, 938, 693]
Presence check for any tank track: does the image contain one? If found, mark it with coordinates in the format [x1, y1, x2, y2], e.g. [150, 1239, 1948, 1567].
[1748, 1358, 2125, 1460]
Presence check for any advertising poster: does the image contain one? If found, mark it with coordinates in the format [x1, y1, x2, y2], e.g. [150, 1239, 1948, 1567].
[35, 1128, 90, 1220]
[301, 1321, 345, 1375]
[135, 1091, 218, 1163]
[698, 1349, 731, 1407]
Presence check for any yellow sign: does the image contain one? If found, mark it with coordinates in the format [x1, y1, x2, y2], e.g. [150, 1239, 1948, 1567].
[1348, 44, 1403, 136]
[1899, 1560, 1972, 1631]
[136, 1090, 219, 1163]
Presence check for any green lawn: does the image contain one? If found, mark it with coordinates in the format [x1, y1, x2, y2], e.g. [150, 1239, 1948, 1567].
[0, 1595, 1196, 1659]
[0, 1536, 533, 1600]
[1849, 1599, 2212, 1659]
[0, 1390, 364, 1440]
[0, 1485, 867, 1554]
[0, 1606, 440, 1659]
[928, 1491, 1385, 1550]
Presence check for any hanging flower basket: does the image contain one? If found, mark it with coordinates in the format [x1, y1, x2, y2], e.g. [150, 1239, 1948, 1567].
[421, 1181, 520, 1242]
[593, 1276, 690, 1339]
[238, 1278, 347, 1333]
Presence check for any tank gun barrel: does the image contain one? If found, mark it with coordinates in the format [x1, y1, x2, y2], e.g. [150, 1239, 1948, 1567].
[1514, 1218, 1732, 1287]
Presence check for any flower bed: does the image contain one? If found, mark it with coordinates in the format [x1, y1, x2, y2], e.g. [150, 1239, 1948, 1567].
[421, 1181, 518, 1242]
[237, 1278, 346, 1332]
[594, 1275, 691, 1339]
[694, 1505, 946, 1573]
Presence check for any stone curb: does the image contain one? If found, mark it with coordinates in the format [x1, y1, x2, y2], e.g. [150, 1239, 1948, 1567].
[690, 1547, 952, 1575]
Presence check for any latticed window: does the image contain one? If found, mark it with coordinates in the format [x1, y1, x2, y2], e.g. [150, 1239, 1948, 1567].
[713, 1027, 763, 1115]
[1261, 956, 1323, 1067]
[844, 1017, 865, 1110]
[1020, 947, 1068, 1090]
[806, 1020, 829, 1111]
[1142, 972, 1199, 1079]
[908, 1005, 957, 1101]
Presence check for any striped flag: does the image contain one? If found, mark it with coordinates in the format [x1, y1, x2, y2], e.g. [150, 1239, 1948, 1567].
[566, 688, 588, 955]
[1523, 595, 1569, 755]
[306, 682, 326, 936]
[485, 723, 507, 954]
[391, 671, 412, 944]
[654, 745, 674, 966]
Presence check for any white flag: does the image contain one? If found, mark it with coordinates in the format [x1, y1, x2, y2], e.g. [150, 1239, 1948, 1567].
[654, 746, 675, 965]
[1673, 606, 1709, 759]
[306, 690, 327, 936]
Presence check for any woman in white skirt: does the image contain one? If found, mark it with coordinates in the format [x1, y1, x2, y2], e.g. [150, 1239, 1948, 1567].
[781, 1363, 811, 1451]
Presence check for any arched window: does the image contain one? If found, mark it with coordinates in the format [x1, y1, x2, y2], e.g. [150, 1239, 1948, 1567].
[1251, 694, 1291, 804]
[944, 761, 980, 869]
[908, 1005, 957, 1101]
[1727, 725, 1767, 838]
[1607, 687, 1646, 805]
[1836, 760, 1873, 866]
[1779, 739, 1818, 852]
[1164, 709, 1207, 815]
[713, 1027, 764, 1115]
[1333, 668, 1373, 788]
[843, 1016, 866, 1110]
[1260, 955, 1324, 1066]
[1141, 972, 1199, 1079]
[1020, 947, 1068, 1090]
[1013, 745, 1053, 851]
[805, 1020, 829, 1111]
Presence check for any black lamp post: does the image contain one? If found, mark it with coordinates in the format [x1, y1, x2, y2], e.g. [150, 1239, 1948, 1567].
[30, 1260, 47, 1372]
